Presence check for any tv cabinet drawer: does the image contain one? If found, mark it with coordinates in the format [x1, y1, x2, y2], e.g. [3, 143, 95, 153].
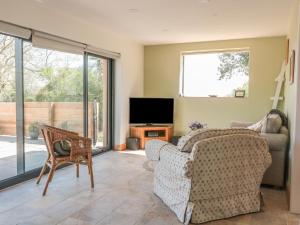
[144, 130, 166, 137]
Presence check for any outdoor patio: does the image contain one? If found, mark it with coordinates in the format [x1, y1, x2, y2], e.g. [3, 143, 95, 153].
[0, 135, 47, 181]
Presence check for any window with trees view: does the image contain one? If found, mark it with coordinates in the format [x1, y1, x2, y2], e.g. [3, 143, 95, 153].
[0, 32, 112, 182]
[0, 33, 17, 180]
[181, 50, 250, 97]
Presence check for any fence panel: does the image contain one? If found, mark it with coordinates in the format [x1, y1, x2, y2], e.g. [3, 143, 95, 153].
[0, 102, 94, 137]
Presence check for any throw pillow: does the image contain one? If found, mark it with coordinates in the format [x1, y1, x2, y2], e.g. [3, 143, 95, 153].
[262, 114, 282, 133]
[53, 140, 71, 156]
[247, 117, 267, 132]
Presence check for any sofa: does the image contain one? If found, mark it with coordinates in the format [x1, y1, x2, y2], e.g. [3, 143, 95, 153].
[145, 128, 271, 224]
[231, 111, 289, 188]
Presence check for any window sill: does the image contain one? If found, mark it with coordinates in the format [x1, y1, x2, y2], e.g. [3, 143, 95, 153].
[179, 95, 249, 99]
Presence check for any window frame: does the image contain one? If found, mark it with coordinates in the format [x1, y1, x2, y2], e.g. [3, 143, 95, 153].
[179, 48, 251, 98]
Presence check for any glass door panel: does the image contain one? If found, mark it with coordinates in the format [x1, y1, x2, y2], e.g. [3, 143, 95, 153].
[23, 42, 84, 171]
[0, 34, 17, 180]
[0, 35, 112, 187]
[87, 55, 108, 149]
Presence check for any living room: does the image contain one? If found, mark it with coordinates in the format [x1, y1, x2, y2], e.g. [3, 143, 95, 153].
[0, 0, 300, 224]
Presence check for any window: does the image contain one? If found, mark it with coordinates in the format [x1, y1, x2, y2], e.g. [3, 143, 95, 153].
[0, 33, 17, 180]
[181, 50, 250, 97]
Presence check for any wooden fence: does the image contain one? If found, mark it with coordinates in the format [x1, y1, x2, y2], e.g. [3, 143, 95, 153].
[0, 102, 94, 137]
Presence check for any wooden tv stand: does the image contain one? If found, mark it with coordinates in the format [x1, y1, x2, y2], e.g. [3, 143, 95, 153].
[130, 125, 173, 149]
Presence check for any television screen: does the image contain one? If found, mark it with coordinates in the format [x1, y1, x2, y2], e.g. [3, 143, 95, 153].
[129, 98, 174, 124]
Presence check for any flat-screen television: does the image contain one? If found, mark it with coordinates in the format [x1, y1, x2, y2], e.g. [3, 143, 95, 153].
[129, 98, 174, 124]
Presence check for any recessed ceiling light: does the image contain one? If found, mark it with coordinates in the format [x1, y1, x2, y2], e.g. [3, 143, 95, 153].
[128, 8, 139, 13]
[34, 0, 44, 3]
[162, 29, 169, 32]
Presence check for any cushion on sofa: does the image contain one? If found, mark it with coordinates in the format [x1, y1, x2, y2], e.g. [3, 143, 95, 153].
[262, 114, 282, 134]
[247, 117, 267, 132]
[177, 128, 258, 153]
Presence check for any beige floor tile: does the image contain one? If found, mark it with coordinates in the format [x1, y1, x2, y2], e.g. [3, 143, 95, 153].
[57, 217, 96, 225]
[0, 150, 297, 225]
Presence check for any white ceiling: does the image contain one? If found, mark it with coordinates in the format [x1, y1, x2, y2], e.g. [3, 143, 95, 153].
[33, 0, 296, 45]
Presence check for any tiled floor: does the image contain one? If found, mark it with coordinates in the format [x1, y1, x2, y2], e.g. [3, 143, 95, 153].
[0, 150, 299, 225]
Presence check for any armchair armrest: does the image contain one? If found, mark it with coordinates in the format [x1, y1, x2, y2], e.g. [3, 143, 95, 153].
[159, 145, 191, 177]
[145, 140, 171, 161]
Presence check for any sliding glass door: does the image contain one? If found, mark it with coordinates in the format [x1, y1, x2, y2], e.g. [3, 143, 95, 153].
[0, 34, 17, 180]
[0, 33, 113, 187]
[23, 42, 84, 171]
[87, 55, 109, 149]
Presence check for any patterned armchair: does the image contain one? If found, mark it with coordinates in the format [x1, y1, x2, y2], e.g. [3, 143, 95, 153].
[145, 128, 272, 225]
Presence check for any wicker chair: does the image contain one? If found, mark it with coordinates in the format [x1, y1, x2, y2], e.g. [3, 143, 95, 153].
[37, 125, 94, 195]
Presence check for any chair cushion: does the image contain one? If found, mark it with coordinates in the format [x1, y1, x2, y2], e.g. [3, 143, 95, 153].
[53, 140, 71, 156]
[262, 114, 282, 133]
[177, 128, 258, 153]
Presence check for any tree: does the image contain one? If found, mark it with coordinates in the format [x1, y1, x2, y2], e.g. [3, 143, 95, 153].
[0, 35, 16, 102]
[217, 52, 249, 80]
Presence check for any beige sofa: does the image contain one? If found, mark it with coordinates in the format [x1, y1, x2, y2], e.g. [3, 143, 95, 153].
[231, 121, 289, 187]
[145, 128, 271, 224]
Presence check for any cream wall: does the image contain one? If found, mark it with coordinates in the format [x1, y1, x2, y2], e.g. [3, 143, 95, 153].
[144, 37, 285, 135]
[285, 0, 300, 214]
[0, 0, 144, 146]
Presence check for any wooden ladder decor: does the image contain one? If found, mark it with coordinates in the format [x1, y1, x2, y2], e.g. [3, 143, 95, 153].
[271, 61, 286, 109]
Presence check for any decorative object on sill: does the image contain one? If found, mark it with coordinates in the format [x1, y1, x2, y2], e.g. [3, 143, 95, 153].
[290, 50, 295, 85]
[286, 39, 289, 65]
[189, 121, 206, 131]
[234, 89, 246, 98]
[208, 94, 218, 97]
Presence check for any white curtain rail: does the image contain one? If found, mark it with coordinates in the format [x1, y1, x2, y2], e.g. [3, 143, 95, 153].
[0, 20, 121, 58]
[32, 31, 87, 55]
[0, 21, 31, 39]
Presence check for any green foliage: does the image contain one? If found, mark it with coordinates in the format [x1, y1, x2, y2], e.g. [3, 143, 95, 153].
[0, 34, 16, 102]
[34, 66, 84, 102]
[217, 52, 249, 80]
[0, 35, 105, 105]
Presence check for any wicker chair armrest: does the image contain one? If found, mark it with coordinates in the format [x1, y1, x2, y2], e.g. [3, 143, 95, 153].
[69, 136, 92, 146]
[40, 124, 79, 136]
[68, 136, 92, 153]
